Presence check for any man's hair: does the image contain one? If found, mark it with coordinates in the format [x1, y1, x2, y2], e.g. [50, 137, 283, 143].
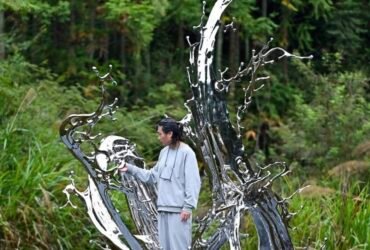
[157, 118, 183, 145]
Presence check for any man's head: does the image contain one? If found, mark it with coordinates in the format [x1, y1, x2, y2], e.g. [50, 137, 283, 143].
[156, 118, 183, 146]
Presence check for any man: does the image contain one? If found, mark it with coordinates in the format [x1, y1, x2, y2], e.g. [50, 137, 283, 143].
[119, 118, 201, 250]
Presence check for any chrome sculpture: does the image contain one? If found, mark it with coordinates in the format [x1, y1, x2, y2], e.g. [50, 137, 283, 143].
[60, 0, 312, 249]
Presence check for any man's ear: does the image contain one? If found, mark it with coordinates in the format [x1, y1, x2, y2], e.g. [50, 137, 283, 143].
[168, 131, 173, 138]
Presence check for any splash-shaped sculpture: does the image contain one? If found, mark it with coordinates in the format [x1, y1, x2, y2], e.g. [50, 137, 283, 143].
[60, 1, 312, 249]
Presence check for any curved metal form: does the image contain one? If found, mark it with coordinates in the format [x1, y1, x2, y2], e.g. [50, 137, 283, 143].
[181, 1, 311, 249]
[60, 1, 312, 249]
[60, 67, 159, 250]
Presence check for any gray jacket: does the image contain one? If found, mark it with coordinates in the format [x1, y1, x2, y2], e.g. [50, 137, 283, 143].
[126, 142, 201, 213]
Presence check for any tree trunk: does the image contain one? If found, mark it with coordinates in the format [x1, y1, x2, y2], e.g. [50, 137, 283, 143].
[216, 22, 224, 70]
[103, 29, 109, 63]
[244, 36, 249, 62]
[228, 24, 239, 99]
[281, 6, 290, 82]
[133, 52, 143, 91]
[228, 25, 239, 74]
[262, 0, 267, 17]
[30, 15, 37, 62]
[68, 0, 77, 75]
[0, 10, 5, 60]
[87, 1, 96, 60]
[144, 47, 151, 83]
[120, 33, 126, 72]
[177, 21, 184, 64]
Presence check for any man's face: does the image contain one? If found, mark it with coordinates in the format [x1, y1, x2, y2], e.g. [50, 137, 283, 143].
[157, 126, 172, 146]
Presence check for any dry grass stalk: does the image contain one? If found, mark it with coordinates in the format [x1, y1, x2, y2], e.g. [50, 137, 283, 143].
[328, 160, 369, 177]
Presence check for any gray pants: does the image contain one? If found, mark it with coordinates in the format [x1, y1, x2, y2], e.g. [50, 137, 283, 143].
[158, 211, 192, 250]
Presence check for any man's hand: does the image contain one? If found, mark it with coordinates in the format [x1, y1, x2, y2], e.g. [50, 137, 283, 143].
[118, 161, 128, 172]
[180, 210, 191, 222]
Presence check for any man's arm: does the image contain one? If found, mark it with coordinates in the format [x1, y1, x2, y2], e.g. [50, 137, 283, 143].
[119, 151, 162, 184]
[182, 150, 201, 213]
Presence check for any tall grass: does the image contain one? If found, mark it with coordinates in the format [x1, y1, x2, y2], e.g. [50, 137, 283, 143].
[0, 58, 105, 248]
[291, 183, 369, 249]
[234, 177, 370, 250]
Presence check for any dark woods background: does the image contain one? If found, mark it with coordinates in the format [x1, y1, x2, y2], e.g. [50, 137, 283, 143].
[0, 0, 369, 249]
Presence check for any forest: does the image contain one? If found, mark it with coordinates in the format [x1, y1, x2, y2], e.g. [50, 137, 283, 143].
[0, 0, 369, 249]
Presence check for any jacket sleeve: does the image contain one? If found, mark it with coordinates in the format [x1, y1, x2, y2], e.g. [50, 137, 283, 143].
[182, 150, 201, 213]
[125, 162, 159, 184]
[125, 151, 162, 184]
